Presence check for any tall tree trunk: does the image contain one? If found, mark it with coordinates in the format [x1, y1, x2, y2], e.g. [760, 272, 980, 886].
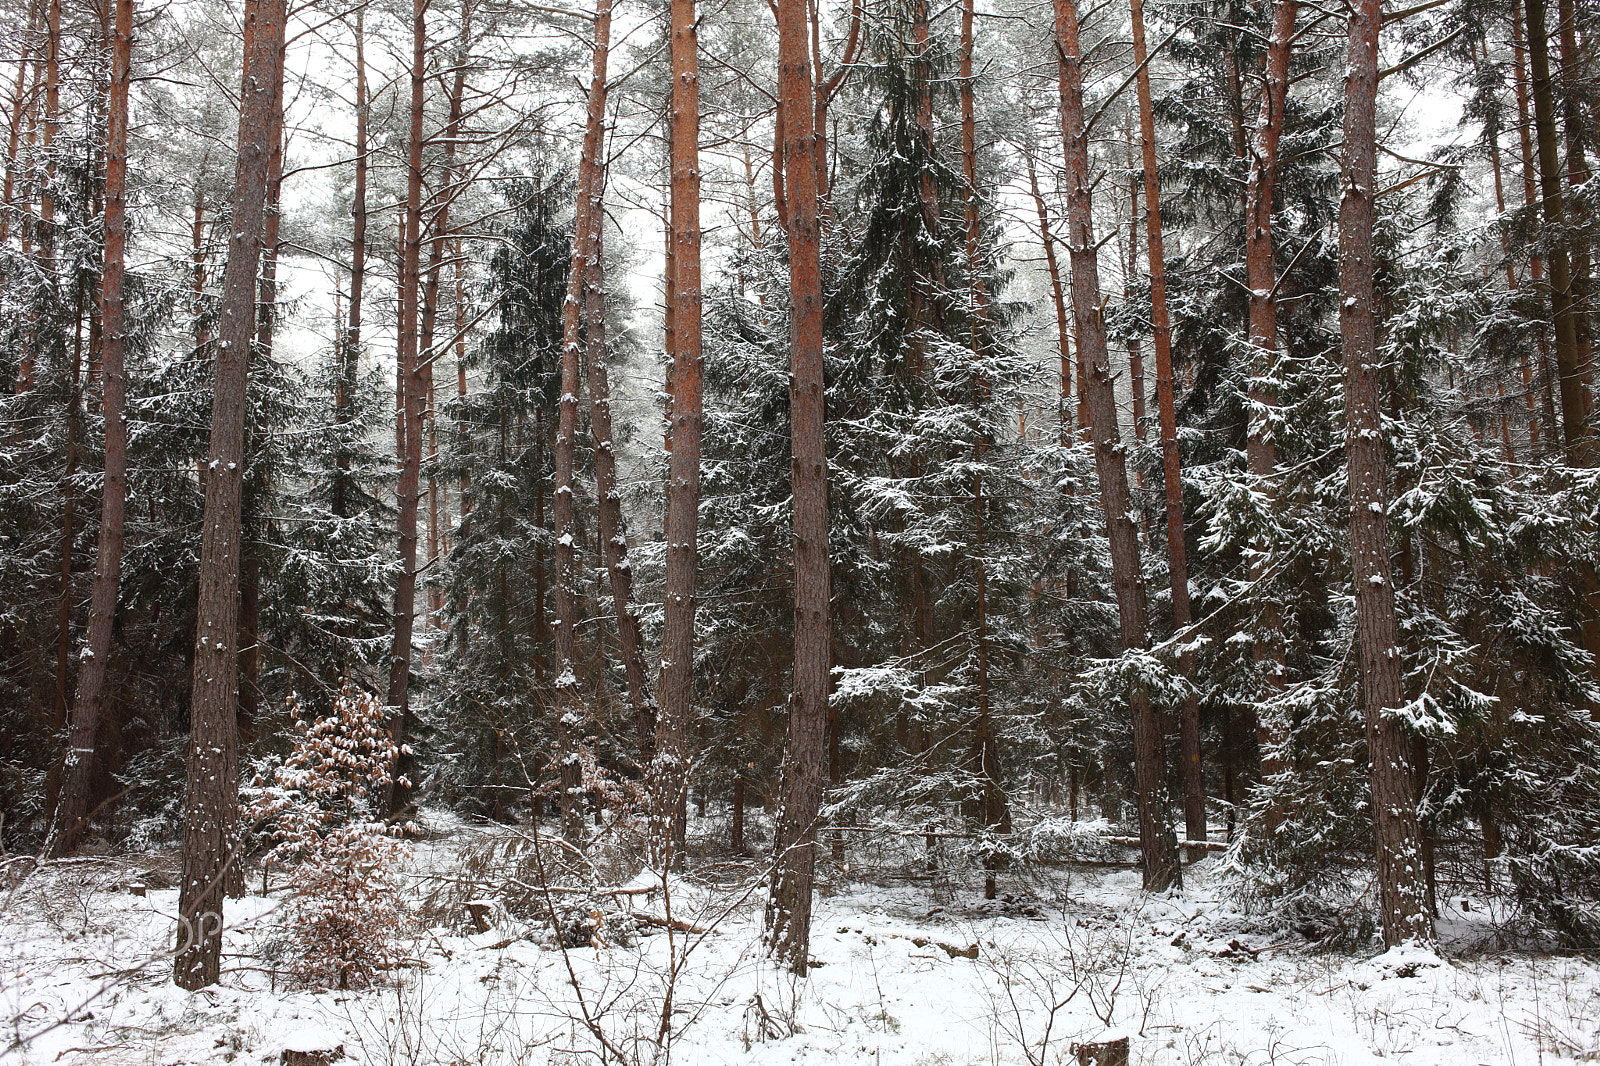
[1483, 38, 1540, 450]
[1024, 148, 1075, 446]
[0, 0, 40, 250]
[191, 162, 210, 349]
[1556, 0, 1593, 389]
[1243, 0, 1297, 785]
[960, 0, 1009, 899]
[240, 60, 285, 750]
[1055, 0, 1180, 891]
[416, 21, 467, 635]
[455, 237, 469, 518]
[1526, 0, 1595, 461]
[1339, 0, 1433, 948]
[1130, 0, 1204, 852]
[385, 0, 428, 814]
[334, 14, 368, 520]
[656, 0, 701, 868]
[1512, 0, 1561, 440]
[50, 0, 131, 856]
[768, 0, 831, 976]
[175, 0, 285, 991]
[585, 212, 656, 758]
[552, 0, 614, 844]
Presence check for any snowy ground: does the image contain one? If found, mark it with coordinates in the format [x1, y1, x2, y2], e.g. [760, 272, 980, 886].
[3, 815, 1598, 1065]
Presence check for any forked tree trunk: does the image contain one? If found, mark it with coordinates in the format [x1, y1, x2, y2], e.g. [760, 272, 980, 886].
[175, 0, 286, 991]
[584, 215, 657, 757]
[50, 0, 132, 857]
[1054, 0, 1180, 891]
[1023, 147, 1075, 446]
[656, 0, 701, 868]
[1339, 0, 1433, 948]
[768, 0, 831, 976]
[1130, 0, 1204, 852]
[385, 0, 429, 814]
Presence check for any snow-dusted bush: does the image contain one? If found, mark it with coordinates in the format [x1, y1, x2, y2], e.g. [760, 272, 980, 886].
[244, 685, 412, 989]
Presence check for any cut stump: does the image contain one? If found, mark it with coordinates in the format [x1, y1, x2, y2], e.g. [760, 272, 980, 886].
[1075, 1034, 1129, 1066]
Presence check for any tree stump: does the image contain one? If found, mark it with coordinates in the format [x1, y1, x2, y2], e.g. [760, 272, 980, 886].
[1075, 1033, 1129, 1066]
[282, 1036, 344, 1066]
[466, 899, 494, 934]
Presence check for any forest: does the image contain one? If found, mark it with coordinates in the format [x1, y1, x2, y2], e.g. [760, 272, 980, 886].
[1, 0, 1599, 1057]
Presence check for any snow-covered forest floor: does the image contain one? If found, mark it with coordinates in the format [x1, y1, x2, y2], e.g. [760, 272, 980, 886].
[4, 811, 1598, 1066]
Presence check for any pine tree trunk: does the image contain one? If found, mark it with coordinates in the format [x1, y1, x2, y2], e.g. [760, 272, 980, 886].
[1339, 0, 1433, 948]
[1555, 0, 1593, 389]
[50, 0, 131, 857]
[0, 0, 40, 252]
[1242, 0, 1297, 785]
[768, 0, 831, 976]
[191, 167, 209, 349]
[418, 20, 468, 634]
[1055, 0, 1180, 892]
[1024, 148, 1075, 446]
[385, 0, 430, 819]
[960, 0, 1009, 898]
[175, 0, 285, 991]
[1512, 0, 1561, 440]
[1525, 0, 1595, 461]
[552, 0, 614, 844]
[584, 215, 656, 758]
[656, 0, 701, 868]
[239, 64, 284, 766]
[1130, 0, 1205, 853]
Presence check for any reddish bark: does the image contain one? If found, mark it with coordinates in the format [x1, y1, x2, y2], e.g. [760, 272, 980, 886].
[1130, 0, 1204, 851]
[1243, 0, 1298, 780]
[1525, 0, 1594, 461]
[768, 0, 831, 975]
[1055, 0, 1180, 891]
[552, 0, 615, 842]
[50, 0, 132, 856]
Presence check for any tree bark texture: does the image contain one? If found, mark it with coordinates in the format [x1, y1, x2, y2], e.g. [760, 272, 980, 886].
[1130, 0, 1205, 851]
[584, 216, 657, 758]
[1339, 0, 1433, 948]
[768, 0, 832, 976]
[1525, 0, 1595, 461]
[175, 0, 285, 990]
[1054, 0, 1180, 891]
[51, 0, 132, 857]
[551, 0, 614, 844]
[385, 0, 429, 816]
[657, 0, 701, 867]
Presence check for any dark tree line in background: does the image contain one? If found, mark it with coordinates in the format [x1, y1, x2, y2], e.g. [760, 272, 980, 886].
[1, 0, 1598, 989]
